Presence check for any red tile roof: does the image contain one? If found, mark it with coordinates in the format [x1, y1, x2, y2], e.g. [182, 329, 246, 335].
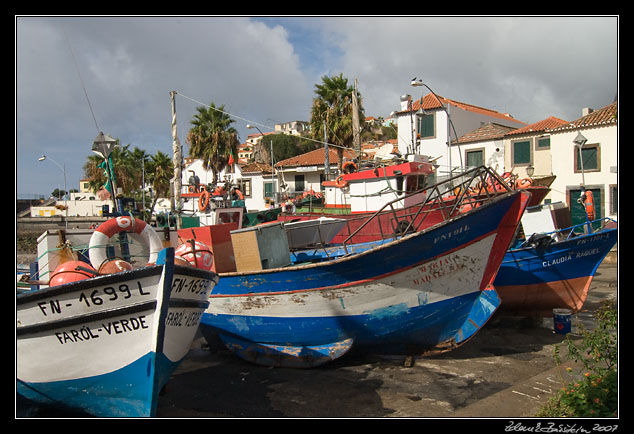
[240, 162, 273, 174]
[548, 101, 617, 132]
[275, 147, 356, 168]
[506, 116, 569, 136]
[457, 123, 518, 144]
[403, 93, 526, 125]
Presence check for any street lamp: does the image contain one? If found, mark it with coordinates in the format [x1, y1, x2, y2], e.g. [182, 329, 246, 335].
[573, 132, 588, 187]
[92, 132, 119, 212]
[38, 154, 68, 231]
[410, 78, 463, 174]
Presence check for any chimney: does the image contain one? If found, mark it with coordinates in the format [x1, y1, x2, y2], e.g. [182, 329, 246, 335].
[400, 94, 412, 111]
[582, 107, 594, 117]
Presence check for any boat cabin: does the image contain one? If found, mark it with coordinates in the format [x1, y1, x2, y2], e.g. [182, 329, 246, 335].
[322, 158, 435, 213]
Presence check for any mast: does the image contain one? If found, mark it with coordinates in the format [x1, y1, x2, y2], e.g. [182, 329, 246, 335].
[170, 91, 183, 226]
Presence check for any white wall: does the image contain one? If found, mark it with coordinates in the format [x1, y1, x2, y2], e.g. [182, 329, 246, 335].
[549, 125, 617, 217]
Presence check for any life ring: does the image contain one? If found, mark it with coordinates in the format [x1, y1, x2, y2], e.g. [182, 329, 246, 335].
[335, 174, 348, 188]
[188, 185, 196, 193]
[515, 178, 533, 189]
[583, 190, 595, 220]
[88, 216, 163, 270]
[342, 160, 357, 174]
[199, 190, 211, 211]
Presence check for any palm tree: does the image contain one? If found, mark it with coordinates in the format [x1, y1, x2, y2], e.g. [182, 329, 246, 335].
[310, 73, 364, 170]
[186, 102, 240, 185]
[145, 151, 173, 220]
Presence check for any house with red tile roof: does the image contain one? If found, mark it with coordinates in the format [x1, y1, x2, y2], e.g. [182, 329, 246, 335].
[392, 92, 526, 177]
[275, 147, 356, 198]
[547, 101, 617, 224]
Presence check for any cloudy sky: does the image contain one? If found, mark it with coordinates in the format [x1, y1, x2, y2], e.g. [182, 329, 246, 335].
[15, 15, 618, 197]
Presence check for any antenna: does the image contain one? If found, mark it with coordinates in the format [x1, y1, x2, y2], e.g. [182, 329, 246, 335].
[63, 25, 100, 133]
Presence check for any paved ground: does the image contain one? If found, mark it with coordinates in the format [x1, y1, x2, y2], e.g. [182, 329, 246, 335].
[154, 258, 618, 419]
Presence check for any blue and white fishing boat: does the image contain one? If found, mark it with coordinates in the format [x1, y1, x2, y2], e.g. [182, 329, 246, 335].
[200, 167, 530, 368]
[494, 214, 617, 317]
[17, 218, 218, 417]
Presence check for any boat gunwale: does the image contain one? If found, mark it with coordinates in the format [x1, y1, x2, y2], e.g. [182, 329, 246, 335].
[17, 261, 218, 305]
[217, 190, 521, 278]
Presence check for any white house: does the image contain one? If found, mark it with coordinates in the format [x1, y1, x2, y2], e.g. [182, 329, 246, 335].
[393, 92, 526, 178]
[453, 122, 517, 173]
[180, 159, 273, 212]
[548, 102, 618, 224]
[275, 147, 356, 198]
[502, 116, 569, 179]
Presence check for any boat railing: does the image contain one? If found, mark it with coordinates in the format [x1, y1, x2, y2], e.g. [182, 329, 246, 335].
[517, 217, 617, 248]
[340, 166, 514, 251]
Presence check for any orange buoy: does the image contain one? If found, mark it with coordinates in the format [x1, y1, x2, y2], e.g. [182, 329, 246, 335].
[583, 190, 595, 221]
[175, 240, 214, 270]
[97, 258, 133, 275]
[50, 261, 97, 286]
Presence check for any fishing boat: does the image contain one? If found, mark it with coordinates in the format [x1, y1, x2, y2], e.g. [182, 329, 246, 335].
[289, 195, 618, 319]
[199, 167, 530, 368]
[16, 217, 219, 417]
[493, 202, 617, 316]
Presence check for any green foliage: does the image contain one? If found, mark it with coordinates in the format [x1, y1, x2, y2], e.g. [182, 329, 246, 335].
[537, 301, 618, 417]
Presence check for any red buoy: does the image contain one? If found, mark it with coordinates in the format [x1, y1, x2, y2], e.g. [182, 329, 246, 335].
[175, 240, 214, 270]
[50, 261, 98, 286]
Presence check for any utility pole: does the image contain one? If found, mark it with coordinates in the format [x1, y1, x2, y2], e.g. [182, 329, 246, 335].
[170, 91, 183, 228]
[324, 120, 330, 181]
[352, 78, 361, 158]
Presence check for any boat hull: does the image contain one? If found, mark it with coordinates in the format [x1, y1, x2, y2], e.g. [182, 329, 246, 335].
[201, 190, 528, 367]
[494, 227, 617, 316]
[16, 249, 218, 417]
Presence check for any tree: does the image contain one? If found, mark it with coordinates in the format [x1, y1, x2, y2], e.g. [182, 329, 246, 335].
[309, 73, 364, 170]
[145, 151, 174, 221]
[186, 102, 240, 185]
[267, 133, 319, 163]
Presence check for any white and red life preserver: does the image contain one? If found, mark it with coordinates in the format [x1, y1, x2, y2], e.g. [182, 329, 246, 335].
[89, 216, 163, 270]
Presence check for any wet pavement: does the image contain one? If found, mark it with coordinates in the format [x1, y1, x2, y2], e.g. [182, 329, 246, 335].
[155, 258, 618, 419]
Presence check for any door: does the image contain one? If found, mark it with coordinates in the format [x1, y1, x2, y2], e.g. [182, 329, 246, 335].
[569, 187, 602, 232]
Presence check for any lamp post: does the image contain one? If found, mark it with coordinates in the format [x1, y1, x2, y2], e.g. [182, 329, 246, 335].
[92, 132, 119, 213]
[410, 78, 463, 175]
[38, 154, 68, 231]
[573, 131, 592, 233]
[247, 124, 275, 203]
[573, 132, 588, 187]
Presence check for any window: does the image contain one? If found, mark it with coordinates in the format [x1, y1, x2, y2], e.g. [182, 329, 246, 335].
[465, 149, 484, 168]
[417, 113, 435, 139]
[512, 140, 531, 165]
[294, 174, 305, 192]
[236, 179, 252, 198]
[264, 181, 275, 199]
[537, 136, 550, 149]
[575, 144, 600, 172]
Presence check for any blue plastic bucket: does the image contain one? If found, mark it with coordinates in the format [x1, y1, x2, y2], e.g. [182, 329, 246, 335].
[553, 308, 572, 334]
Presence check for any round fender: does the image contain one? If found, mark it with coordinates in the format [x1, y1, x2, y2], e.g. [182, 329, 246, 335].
[89, 216, 162, 270]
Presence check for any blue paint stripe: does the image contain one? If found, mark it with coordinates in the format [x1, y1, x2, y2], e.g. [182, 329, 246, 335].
[202, 291, 482, 349]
